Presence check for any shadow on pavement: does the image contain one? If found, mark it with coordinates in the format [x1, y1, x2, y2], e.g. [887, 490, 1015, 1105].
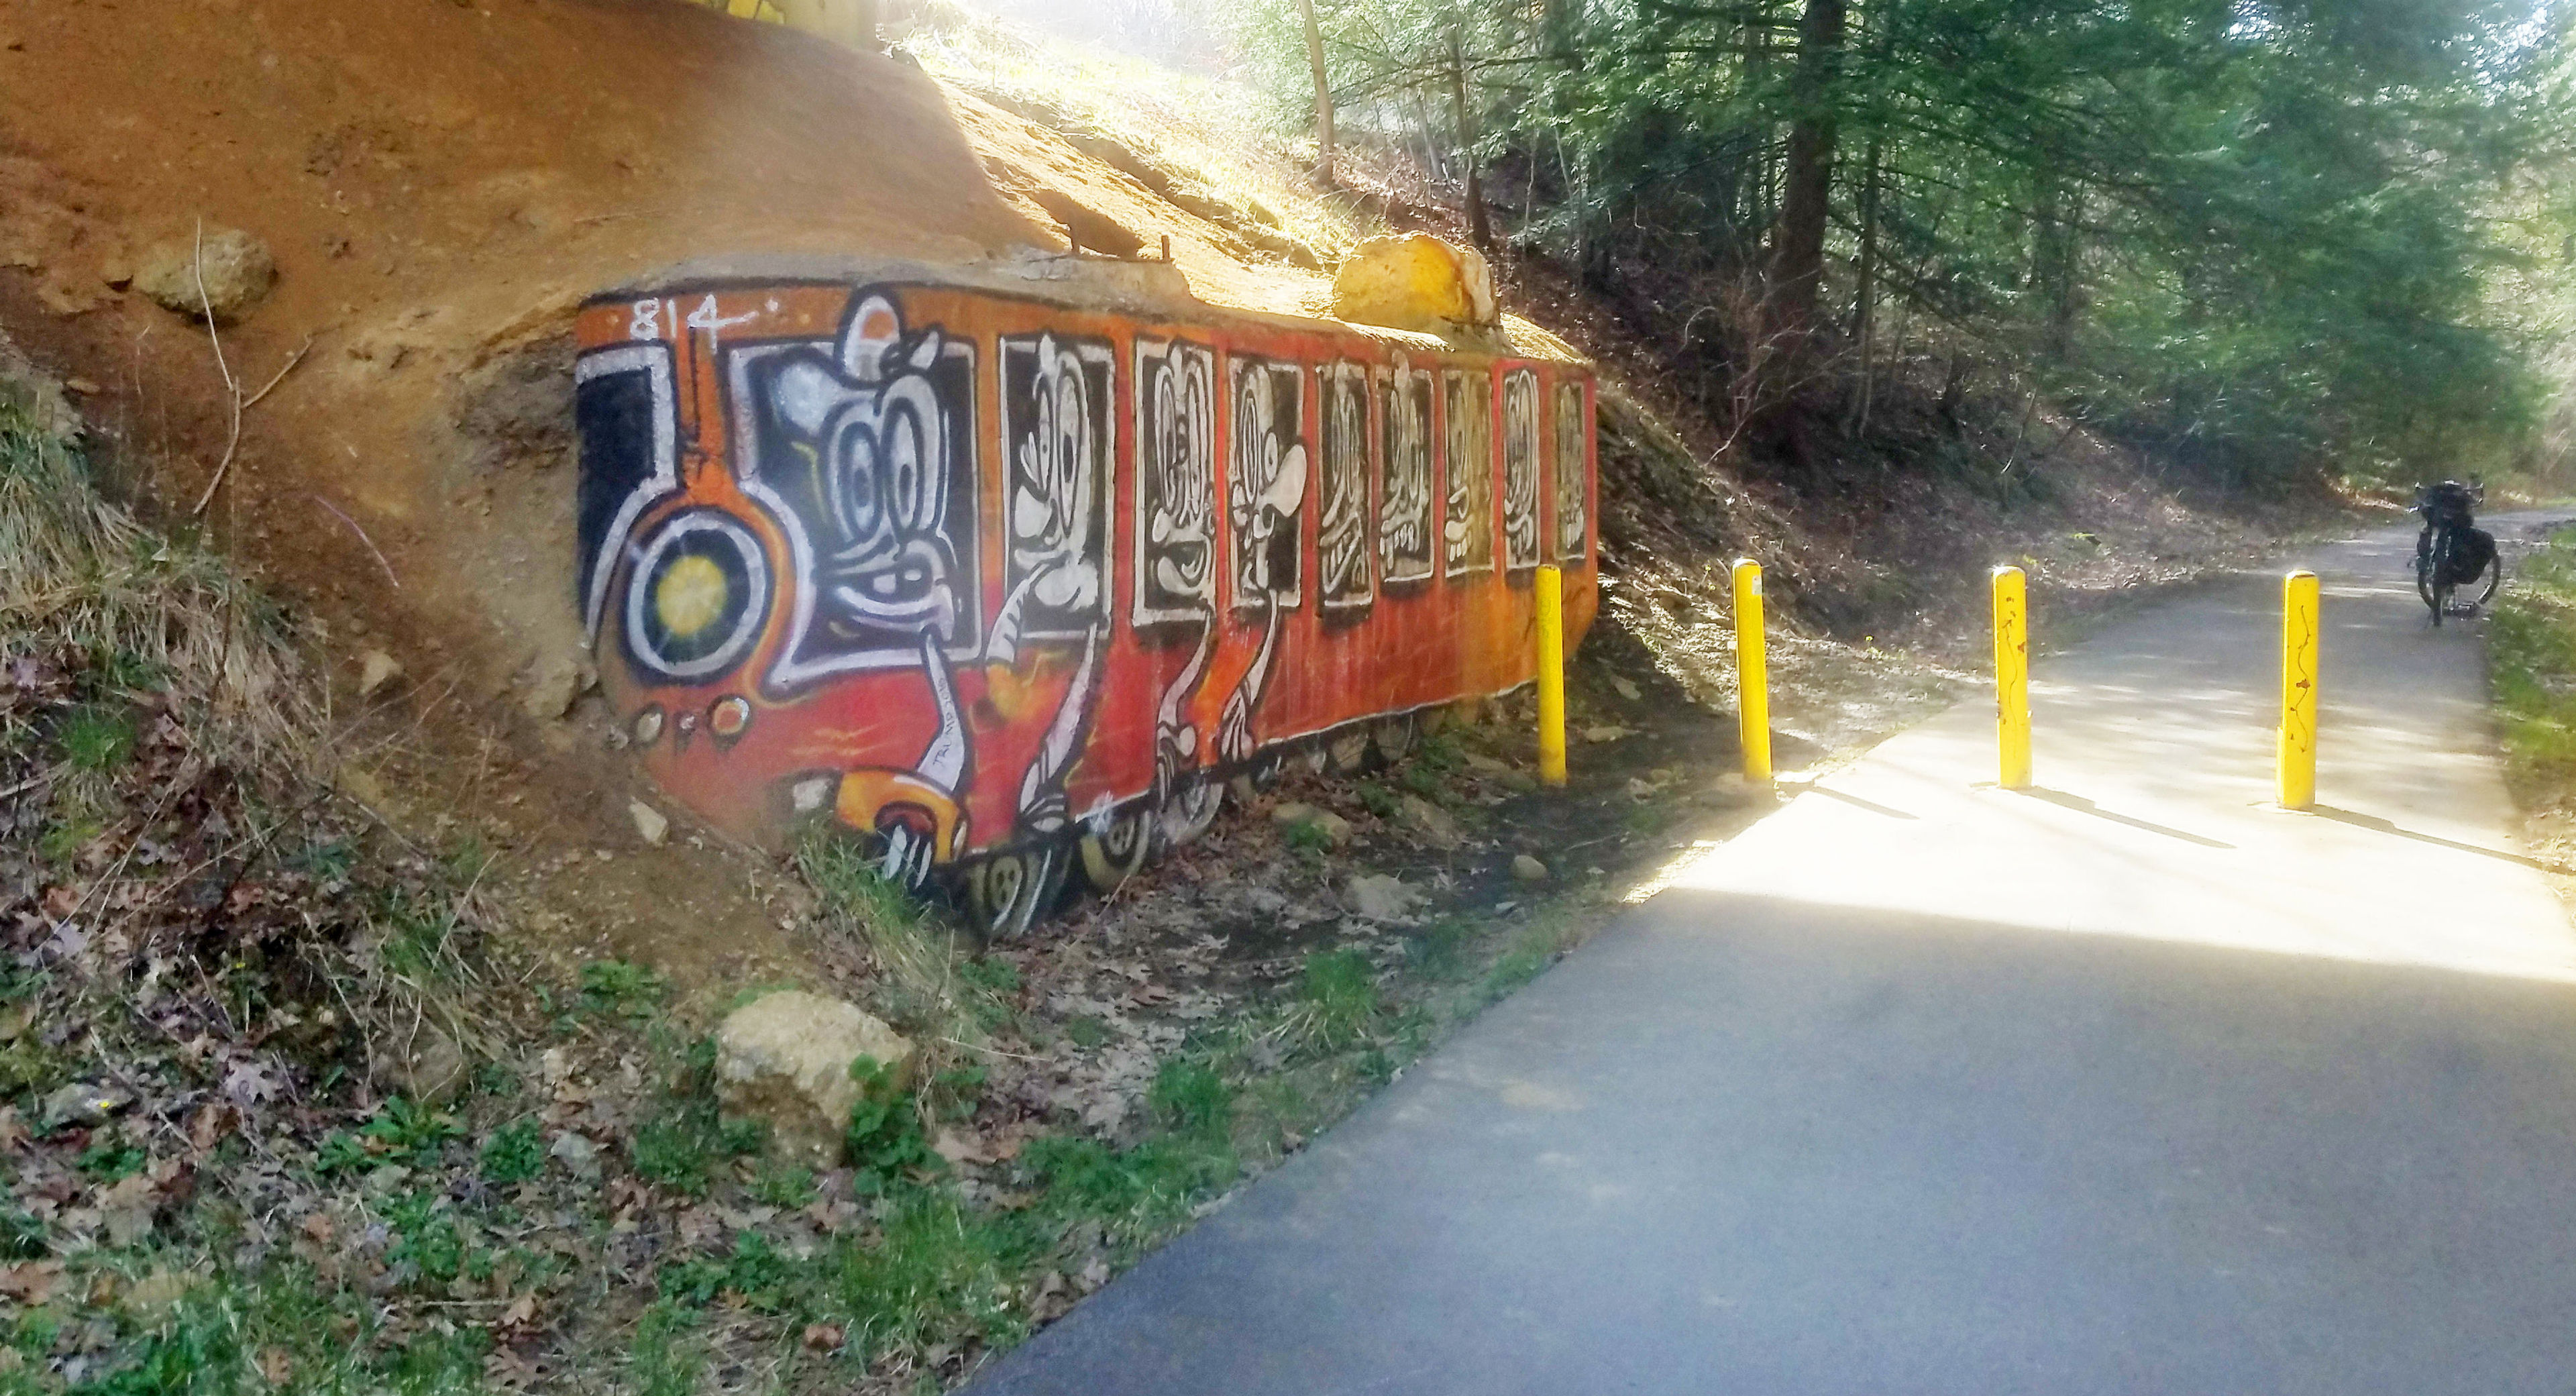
[2019, 786, 2235, 848]
[2306, 803, 2551, 871]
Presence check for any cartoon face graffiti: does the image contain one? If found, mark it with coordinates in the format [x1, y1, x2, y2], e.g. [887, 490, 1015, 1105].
[1554, 380, 1589, 562]
[1135, 340, 1218, 625]
[998, 332, 1113, 651]
[741, 293, 982, 884]
[745, 293, 981, 690]
[1501, 368, 1542, 573]
[1228, 357, 1307, 608]
[1443, 370, 1494, 577]
[1377, 366, 1435, 586]
[1318, 362, 1373, 613]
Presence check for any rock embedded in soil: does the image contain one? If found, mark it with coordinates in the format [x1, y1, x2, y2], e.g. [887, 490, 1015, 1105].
[1271, 802, 1354, 846]
[521, 652, 592, 720]
[1397, 794, 1464, 849]
[549, 1131, 602, 1181]
[374, 1024, 467, 1104]
[714, 991, 916, 1169]
[1346, 873, 1424, 922]
[356, 649, 401, 698]
[131, 227, 276, 323]
[628, 799, 669, 847]
[41, 1081, 133, 1129]
[1512, 853, 1550, 882]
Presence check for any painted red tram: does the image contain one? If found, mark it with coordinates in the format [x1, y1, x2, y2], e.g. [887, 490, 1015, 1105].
[572, 274, 1599, 935]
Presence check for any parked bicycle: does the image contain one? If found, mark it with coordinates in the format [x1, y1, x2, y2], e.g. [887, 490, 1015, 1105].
[2414, 478, 2499, 626]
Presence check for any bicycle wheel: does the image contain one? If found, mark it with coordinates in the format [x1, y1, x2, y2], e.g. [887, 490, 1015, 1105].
[2431, 535, 2455, 627]
[2469, 553, 2502, 610]
[2416, 549, 2442, 622]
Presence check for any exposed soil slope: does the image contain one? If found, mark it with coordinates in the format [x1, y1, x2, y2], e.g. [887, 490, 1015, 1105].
[0, 0, 1537, 978]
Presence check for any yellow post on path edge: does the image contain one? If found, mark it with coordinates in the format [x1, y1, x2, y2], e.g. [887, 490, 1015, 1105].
[1536, 565, 1568, 788]
[1732, 559, 1772, 782]
[1992, 566, 2031, 790]
[2279, 570, 2320, 810]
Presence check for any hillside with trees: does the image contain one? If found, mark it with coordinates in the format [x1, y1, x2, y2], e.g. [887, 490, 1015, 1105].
[1234, 0, 2568, 492]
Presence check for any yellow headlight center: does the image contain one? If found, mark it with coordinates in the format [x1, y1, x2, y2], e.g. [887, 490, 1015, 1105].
[655, 554, 730, 639]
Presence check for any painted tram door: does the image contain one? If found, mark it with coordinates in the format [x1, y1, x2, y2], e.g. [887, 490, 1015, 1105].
[572, 280, 1601, 936]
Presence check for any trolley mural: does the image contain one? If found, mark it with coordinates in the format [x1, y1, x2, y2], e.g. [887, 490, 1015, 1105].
[573, 279, 1600, 936]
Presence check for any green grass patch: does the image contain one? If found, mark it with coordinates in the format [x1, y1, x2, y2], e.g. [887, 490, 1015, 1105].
[1291, 949, 1381, 1053]
[631, 1038, 766, 1197]
[1282, 818, 1336, 855]
[2489, 526, 2576, 789]
[844, 1055, 939, 1196]
[56, 704, 135, 771]
[478, 1118, 545, 1185]
[574, 959, 666, 1022]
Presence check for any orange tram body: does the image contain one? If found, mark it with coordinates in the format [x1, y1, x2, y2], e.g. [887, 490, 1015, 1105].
[572, 276, 1601, 935]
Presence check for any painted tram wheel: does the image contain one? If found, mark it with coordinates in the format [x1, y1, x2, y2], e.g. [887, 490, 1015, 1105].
[1078, 806, 1155, 893]
[1155, 779, 1224, 851]
[1228, 753, 1287, 805]
[1327, 728, 1375, 774]
[623, 508, 771, 685]
[966, 844, 1069, 942]
[1372, 713, 1418, 765]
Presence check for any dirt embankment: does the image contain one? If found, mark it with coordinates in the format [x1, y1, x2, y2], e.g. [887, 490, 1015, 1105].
[0, 0, 1434, 981]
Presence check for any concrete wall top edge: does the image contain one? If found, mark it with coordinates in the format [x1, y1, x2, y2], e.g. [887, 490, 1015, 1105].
[589, 252, 1591, 367]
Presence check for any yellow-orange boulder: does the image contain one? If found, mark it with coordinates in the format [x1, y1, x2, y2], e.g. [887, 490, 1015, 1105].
[1330, 233, 1498, 335]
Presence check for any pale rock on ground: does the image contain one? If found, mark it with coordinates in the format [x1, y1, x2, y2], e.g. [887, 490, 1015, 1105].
[374, 1025, 467, 1104]
[357, 649, 402, 698]
[627, 800, 669, 847]
[714, 991, 917, 1168]
[131, 227, 275, 323]
[548, 1132, 602, 1181]
[521, 652, 594, 720]
[1396, 795, 1464, 849]
[1346, 874, 1424, 922]
[40, 1081, 131, 1130]
[1271, 802, 1355, 847]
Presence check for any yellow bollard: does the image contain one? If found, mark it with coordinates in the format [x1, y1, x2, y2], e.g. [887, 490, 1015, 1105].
[1535, 565, 1568, 788]
[1732, 559, 1772, 782]
[1992, 566, 2031, 790]
[2279, 570, 2320, 810]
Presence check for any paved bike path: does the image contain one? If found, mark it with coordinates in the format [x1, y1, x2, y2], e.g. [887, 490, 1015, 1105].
[969, 519, 2576, 1396]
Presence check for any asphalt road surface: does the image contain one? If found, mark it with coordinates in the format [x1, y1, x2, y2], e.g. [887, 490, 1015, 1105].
[969, 517, 2576, 1396]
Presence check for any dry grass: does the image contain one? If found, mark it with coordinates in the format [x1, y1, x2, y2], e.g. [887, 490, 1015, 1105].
[0, 411, 323, 784]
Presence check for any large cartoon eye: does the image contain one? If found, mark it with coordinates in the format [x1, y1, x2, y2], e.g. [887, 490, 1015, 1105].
[827, 416, 883, 545]
[882, 396, 930, 534]
[1053, 368, 1086, 506]
[624, 508, 771, 684]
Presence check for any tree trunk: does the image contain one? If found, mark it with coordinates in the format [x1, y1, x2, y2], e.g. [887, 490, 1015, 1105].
[1848, 134, 1881, 430]
[2032, 176, 2079, 362]
[1294, 0, 1336, 186]
[1450, 31, 1493, 252]
[1768, 0, 1846, 347]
